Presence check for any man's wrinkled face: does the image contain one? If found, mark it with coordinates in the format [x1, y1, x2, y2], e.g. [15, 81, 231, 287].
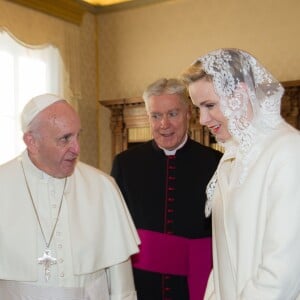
[25, 102, 81, 178]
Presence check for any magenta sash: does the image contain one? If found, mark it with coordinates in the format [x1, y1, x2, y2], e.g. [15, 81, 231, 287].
[132, 229, 212, 300]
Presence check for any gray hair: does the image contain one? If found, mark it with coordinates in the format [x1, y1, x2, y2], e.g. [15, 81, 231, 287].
[143, 78, 190, 112]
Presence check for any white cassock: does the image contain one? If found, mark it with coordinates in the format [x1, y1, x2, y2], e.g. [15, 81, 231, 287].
[0, 151, 140, 300]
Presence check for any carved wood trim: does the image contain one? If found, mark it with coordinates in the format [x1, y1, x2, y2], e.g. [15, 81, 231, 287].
[282, 80, 300, 130]
[7, 0, 85, 25]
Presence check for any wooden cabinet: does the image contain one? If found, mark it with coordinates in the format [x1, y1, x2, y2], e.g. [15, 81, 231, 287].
[280, 81, 300, 130]
[100, 80, 300, 158]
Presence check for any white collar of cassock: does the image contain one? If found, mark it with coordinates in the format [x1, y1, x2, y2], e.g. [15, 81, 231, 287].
[160, 134, 188, 156]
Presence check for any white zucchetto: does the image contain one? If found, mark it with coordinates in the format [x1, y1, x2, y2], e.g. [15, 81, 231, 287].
[21, 93, 65, 132]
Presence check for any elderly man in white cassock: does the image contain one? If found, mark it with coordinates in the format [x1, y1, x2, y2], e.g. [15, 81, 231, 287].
[0, 94, 140, 300]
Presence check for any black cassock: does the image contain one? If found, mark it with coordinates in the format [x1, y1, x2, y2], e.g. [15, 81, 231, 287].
[111, 138, 222, 300]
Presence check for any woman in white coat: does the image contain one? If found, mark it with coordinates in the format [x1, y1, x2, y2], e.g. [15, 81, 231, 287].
[181, 48, 300, 300]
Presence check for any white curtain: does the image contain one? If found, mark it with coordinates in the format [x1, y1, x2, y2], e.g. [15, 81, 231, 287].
[0, 29, 63, 164]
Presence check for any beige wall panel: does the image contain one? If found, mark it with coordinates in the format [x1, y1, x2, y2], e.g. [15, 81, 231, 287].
[79, 13, 99, 167]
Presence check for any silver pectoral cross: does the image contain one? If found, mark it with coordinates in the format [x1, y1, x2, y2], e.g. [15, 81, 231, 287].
[38, 248, 57, 281]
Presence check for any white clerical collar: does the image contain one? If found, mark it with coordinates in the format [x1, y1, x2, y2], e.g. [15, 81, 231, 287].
[159, 134, 188, 156]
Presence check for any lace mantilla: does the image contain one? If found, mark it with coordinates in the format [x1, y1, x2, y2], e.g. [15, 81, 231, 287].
[205, 173, 217, 217]
[199, 49, 284, 154]
[197, 49, 285, 213]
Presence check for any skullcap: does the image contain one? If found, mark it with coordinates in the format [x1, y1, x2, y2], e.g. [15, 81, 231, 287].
[21, 93, 65, 132]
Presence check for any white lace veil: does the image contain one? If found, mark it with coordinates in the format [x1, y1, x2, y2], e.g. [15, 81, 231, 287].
[195, 49, 285, 216]
[198, 48, 284, 153]
[197, 48, 284, 151]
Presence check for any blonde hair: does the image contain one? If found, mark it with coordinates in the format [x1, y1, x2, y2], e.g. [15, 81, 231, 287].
[181, 60, 212, 85]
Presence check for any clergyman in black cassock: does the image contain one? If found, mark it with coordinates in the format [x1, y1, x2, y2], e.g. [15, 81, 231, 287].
[111, 78, 222, 300]
[111, 138, 222, 299]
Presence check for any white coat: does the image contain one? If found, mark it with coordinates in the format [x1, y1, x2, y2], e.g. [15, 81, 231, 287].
[204, 123, 300, 300]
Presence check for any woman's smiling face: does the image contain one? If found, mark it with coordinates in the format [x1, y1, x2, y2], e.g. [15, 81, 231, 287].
[188, 79, 231, 142]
